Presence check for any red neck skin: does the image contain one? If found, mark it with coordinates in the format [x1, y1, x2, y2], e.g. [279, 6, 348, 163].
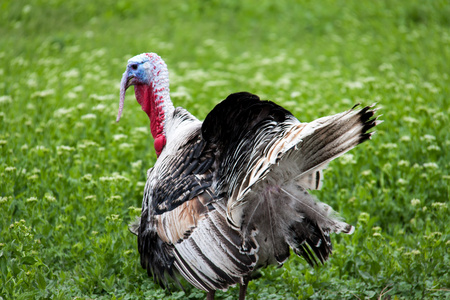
[134, 84, 166, 156]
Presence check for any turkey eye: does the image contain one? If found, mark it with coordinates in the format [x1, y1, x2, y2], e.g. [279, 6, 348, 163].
[130, 64, 138, 70]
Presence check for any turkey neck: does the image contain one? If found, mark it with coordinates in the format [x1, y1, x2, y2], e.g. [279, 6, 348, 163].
[134, 70, 174, 157]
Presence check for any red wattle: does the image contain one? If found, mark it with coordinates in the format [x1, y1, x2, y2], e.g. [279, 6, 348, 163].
[154, 136, 166, 156]
[135, 84, 167, 157]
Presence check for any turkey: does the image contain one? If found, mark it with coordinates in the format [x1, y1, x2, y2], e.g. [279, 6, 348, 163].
[117, 53, 380, 300]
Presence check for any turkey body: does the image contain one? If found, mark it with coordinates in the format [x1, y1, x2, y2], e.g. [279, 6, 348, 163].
[119, 53, 380, 299]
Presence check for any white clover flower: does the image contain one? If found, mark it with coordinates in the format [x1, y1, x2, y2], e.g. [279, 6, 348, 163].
[379, 63, 393, 71]
[44, 194, 56, 202]
[411, 199, 420, 206]
[361, 170, 372, 177]
[119, 143, 133, 151]
[358, 212, 370, 223]
[131, 160, 142, 170]
[290, 91, 302, 98]
[81, 174, 93, 182]
[425, 232, 442, 240]
[340, 98, 351, 105]
[275, 77, 291, 89]
[54, 107, 75, 118]
[136, 181, 146, 188]
[397, 178, 407, 185]
[57, 145, 75, 154]
[412, 163, 421, 169]
[405, 83, 415, 90]
[204, 80, 229, 88]
[66, 45, 81, 53]
[12, 56, 28, 67]
[0, 95, 12, 104]
[362, 76, 376, 83]
[5, 166, 16, 172]
[421, 134, 436, 142]
[65, 92, 78, 100]
[403, 116, 418, 124]
[62, 68, 80, 79]
[111, 174, 130, 183]
[84, 195, 97, 201]
[381, 143, 398, 150]
[345, 81, 364, 90]
[31, 89, 55, 98]
[382, 163, 392, 172]
[171, 88, 193, 101]
[340, 153, 356, 165]
[27, 174, 39, 181]
[75, 122, 85, 129]
[110, 195, 122, 201]
[423, 162, 439, 169]
[422, 82, 439, 94]
[99, 176, 113, 182]
[26, 99, 37, 109]
[73, 85, 83, 93]
[26, 197, 38, 203]
[130, 127, 148, 140]
[107, 214, 121, 221]
[81, 113, 97, 120]
[92, 48, 106, 57]
[113, 134, 128, 141]
[92, 104, 107, 111]
[398, 160, 410, 167]
[90, 94, 115, 101]
[427, 145, 441, 152]
[128, 206, 141, 214]
[77, 140, 99, 150]
[431, 202, 448, 210]
[34, 145, 48, 152]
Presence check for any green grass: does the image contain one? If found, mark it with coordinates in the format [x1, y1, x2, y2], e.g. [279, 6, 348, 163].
[1, 0, 449, 299]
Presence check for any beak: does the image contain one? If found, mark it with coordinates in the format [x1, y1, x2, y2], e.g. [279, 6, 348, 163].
[116, 70, 136, 122]
[124, 75, 135, 90]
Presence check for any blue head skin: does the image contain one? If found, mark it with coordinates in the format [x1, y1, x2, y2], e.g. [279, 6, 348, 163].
[117, 53, 160, 122]
[122, 54, 153, 91]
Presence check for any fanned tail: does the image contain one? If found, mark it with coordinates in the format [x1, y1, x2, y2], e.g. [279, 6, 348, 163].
[236, 103, 380, 267]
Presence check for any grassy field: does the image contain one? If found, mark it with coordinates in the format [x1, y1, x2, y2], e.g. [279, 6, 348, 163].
[1, 0, 449, 299]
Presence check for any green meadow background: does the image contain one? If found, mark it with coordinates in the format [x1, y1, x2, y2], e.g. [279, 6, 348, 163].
[1, 0, 449, 299]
